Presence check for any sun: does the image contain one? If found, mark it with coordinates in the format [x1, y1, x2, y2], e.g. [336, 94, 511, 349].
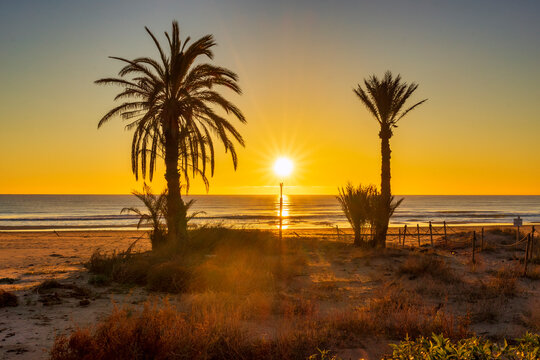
[273, 157, 294, 178]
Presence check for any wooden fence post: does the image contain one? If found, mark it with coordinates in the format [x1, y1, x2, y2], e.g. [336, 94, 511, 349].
[336, 225, 340, 241]
[472, 231, 476, 264]
[523, 234, 531, 277]
[429, 221, 433, 247]
[444, 221, 448, 247]
[417, 224, 421, 247]
[530, 226, 535, 259]
[403, 225, 407, 247]
[516, 224, 520, 250]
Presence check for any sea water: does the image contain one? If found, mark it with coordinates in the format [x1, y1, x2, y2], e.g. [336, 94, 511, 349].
[0, 195, 539, 230]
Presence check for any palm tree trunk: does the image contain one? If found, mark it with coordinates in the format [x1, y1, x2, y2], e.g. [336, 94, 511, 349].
[164, 121, 184, 247]
[354, 230, 362, 246]
[377, 129, 392, 248]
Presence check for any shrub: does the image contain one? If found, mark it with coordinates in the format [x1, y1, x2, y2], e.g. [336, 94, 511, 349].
[486, 264, 520, 298]
[336, 183, 379, 246]
[398, 254, 456, 281]
[388, 332, 540, 359]
[85, 242, 153, 285]
[0, 289, 18, 307]
[308, 349, 343, 360]
[86, 249, 129, 275]
[146, 262, 191, 293]
[84, 228, 303, 295]
[121, 184, 168, 250]
[337, 183, 402, 248]
[111, 257, 152, 285]
[330, 285, 469, 341]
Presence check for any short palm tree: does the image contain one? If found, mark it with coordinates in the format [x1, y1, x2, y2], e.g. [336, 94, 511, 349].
[121, 184, 167, 249]
[337, 183, 377, 246]
[96, 21, 246, 246]
[337, 183, 403, 247]
[354, 71, 426, 247]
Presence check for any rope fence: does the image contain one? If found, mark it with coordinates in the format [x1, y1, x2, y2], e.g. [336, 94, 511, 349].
[331, 222, 538, 276]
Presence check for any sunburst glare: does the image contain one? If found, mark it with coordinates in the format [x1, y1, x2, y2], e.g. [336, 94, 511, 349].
[273, 157, 294, 178]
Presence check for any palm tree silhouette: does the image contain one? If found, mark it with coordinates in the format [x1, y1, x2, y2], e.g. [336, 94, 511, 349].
[96, 21, 246, 245]
[121, 184, 167, 249]
[354, 71, 426, 247]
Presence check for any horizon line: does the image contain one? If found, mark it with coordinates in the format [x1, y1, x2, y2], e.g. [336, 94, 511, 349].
[1, 193, 540, 197]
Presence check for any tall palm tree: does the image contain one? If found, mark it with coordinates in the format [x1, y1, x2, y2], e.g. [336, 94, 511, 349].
[96, 21, 246, 246]
[354, 71, 426, 247]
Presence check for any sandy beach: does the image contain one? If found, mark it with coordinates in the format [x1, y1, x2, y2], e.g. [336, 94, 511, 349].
[1, 226, 538, 359]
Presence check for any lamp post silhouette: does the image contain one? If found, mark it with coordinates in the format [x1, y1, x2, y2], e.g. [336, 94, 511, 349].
[279, 182, 284, 240]
[273, 158, 293, 241]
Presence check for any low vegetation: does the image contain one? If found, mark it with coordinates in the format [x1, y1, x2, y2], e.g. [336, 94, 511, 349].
[120, 184, 168, 249]
[50, 226, 539, 359]
[85, 227, 305, 293]
[398, 253, 456, 281]
[388, 332, 540, 359]
[330, 284, 470, 341]
[50, 301, 328, 360]
[336, 183, 402, 248]
[0, 289, 18, 307]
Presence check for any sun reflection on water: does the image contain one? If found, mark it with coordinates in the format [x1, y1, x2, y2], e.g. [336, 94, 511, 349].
[276, 194, 290, 230]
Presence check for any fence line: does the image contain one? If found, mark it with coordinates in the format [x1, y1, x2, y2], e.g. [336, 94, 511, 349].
[332, 223, 538, 275]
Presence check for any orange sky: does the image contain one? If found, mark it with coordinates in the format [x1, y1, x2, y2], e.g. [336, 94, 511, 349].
[1, 1, 539, 195]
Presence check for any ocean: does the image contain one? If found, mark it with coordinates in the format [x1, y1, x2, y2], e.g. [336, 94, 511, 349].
[0, 195, 539, 230]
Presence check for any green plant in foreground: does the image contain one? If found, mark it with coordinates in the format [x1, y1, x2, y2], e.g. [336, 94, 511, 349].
[387, 333, 539, 360]
[308, 348, 343, 360]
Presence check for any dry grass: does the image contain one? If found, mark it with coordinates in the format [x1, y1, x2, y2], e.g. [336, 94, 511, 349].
[488, 264, 520, 297]
[522, 300, 540, 332]
[85, 228, 306, 294]
[329, 284, 470, 342]
[524, 265, 540, 280]
[413, 277, 448, 297]
[487, 227, 525, 239]
[50, 300, 328, 360]
[51, 227, 540, 358]
[453, 263, 521, 308]
[398, 253, 456, 282]
[470, 299, 502, 324]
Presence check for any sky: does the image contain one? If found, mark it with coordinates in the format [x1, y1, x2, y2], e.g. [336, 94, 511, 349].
[0, 0, 539, 195]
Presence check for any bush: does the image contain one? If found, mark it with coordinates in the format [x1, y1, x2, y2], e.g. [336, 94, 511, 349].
[330, 285, 470, 341]
[84, 228, 304, 295]
[336, 183, 402, 248]
[86, 250, 124, 275]
[398, 254, 456, 281]
[0, 289, 18, 307]
[336, 183, 378, 246]
[111, 257, 152, 285]
[388, 332, 540, 359]
[85, 246, 153, 286]
[146, 262, 191, 293]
